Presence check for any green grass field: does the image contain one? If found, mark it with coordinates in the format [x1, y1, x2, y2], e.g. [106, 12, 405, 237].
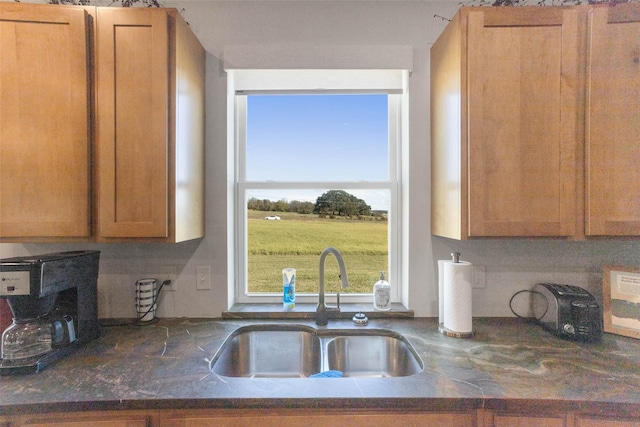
[247, 210, 388, 294]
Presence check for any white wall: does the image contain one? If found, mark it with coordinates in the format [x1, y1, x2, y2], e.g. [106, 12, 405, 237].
[2, 0, 639, 319]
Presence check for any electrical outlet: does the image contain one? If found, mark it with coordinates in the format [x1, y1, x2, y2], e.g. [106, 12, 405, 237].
[196, 266, 211, 290]
[472, 265, 486, 288]
[159, 265, 177, 291]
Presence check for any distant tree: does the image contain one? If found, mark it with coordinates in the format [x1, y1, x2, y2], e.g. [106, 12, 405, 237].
[247, 193, 369, 217]
[248, 198, 272, 211]
[272, 199, 289, 212]
[290, 200, 315, 214]
[247, 197, 261, 210]
[357, 199, 372, 216]
[313, 190, 371, 217]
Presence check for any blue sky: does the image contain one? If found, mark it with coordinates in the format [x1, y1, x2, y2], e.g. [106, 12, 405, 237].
[245, 94, 390, 210]
[247, 94, 388, 181]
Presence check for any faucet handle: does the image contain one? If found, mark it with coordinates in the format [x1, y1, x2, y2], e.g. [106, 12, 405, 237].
[326, 293, 341, 311]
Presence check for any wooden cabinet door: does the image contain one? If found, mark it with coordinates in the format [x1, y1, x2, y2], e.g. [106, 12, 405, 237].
[585, 3, 640, 236]
[466, 8, 581, 237]
[4, 410, 154, 427]
[17, 420, 147, 427]
[576, 418, 640, 427]
[0, 3, 91, 238]
[95, 8, 169, 238]
[160, 410, 475, 427]
[492, 415, 565, 427]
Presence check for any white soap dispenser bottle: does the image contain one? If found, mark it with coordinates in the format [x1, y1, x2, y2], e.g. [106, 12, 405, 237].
[373, 271, 391, 311]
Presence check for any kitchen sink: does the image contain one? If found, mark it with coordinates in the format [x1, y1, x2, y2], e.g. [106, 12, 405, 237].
[209, 324, 423, 378]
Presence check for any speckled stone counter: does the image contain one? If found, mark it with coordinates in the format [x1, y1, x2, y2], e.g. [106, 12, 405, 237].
[1, 317, 640, 416]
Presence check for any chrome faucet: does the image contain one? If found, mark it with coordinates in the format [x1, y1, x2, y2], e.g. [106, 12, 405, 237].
[316, 247, 349, 326]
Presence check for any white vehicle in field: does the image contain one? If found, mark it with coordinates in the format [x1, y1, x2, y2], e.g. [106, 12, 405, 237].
[264, 215, 281, 220]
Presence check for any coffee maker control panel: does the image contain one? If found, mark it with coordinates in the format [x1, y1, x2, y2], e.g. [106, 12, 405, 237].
[0, 271, 30, 296]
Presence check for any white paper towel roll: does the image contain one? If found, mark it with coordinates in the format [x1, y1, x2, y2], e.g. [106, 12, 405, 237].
[439, 260, 473, 334]
[438, 260, 446, 325]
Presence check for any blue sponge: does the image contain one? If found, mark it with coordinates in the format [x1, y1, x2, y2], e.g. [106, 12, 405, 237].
[309, 370, 343, 378]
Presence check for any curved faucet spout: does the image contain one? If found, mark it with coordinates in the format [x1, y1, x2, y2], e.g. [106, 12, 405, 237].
[316, 247, 349, 326]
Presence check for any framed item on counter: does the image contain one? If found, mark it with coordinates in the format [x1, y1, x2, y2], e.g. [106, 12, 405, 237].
[602, 265, 640, 339]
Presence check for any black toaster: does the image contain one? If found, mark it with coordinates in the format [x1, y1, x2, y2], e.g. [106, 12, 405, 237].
[531, 283, 602, 342]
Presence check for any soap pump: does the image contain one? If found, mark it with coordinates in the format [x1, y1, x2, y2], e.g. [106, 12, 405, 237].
[373, 271, 391, 311]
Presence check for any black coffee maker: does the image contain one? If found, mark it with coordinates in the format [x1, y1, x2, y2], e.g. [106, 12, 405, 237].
[0, 250, 100, 375]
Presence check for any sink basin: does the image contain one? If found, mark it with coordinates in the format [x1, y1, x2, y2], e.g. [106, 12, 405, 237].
[209, 324, 423, 378]
[210, 325, 321, 378]
[325, 334, 423, 378]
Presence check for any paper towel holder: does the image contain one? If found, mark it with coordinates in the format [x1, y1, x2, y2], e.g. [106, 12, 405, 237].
[438, 252, 474, 338]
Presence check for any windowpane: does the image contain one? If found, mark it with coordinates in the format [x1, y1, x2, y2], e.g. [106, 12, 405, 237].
[246, 189, 389, 295]
[239, 92, 396, 300]
[246, 94, 389, 181]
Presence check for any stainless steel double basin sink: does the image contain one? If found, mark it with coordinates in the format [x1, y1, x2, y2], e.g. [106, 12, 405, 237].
[209, 324, 423, 378]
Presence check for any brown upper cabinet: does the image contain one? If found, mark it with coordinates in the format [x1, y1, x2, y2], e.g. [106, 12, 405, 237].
[0, 3, 205, 243]
[0, 5, 92, 239]
[94, 7, 205, 242]
[585, 4, 640, 237]
[431, 6, 582, 239]
[431, 4, 640, 240]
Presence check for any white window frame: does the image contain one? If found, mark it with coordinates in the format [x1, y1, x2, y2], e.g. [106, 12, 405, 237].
[227, 69, 409, 306]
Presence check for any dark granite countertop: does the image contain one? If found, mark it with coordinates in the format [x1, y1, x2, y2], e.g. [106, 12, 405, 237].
[1, 317, 640, 415]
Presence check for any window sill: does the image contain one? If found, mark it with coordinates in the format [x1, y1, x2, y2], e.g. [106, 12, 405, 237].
[222, 303, 413, 320]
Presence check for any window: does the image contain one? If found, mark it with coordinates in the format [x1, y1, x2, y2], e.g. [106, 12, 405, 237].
[229, 70, 408, 305]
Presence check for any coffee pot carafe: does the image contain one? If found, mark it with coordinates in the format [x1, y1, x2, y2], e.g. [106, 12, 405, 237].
[1, 318, 53, 361]
[1, 314, 77, 362]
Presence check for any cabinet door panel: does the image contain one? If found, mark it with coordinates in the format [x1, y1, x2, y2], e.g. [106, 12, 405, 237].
[21, 421, 147, 427]
[8, 410, 152, 427]
[96, 8, 169, 238]
[493, 415, 564, 427]
[0, 4, 90, 238]
[160, 412, 475, 427]
[576, 415, 640, 427]
[467, 8, 580, 237]
[586, 4, 640, 236]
